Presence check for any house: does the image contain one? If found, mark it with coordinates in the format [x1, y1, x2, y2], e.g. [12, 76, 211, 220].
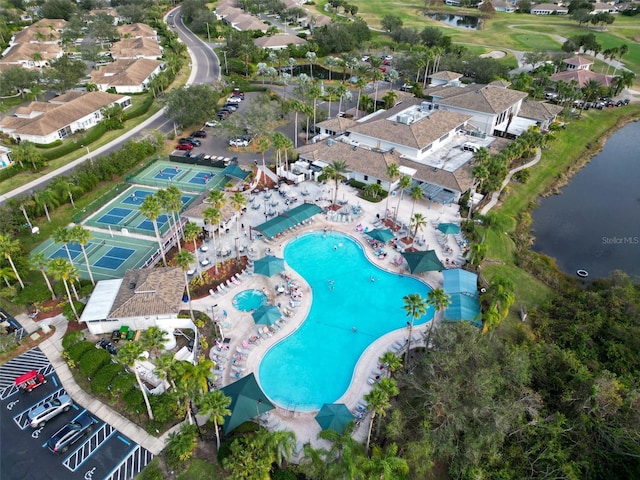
[518, 100, 563, 132]
[117, 23, 158, 40]
[0, 91, 131, 144]
[426, 82, 528, 137]
[428, 71, 463, 87]
[0, 42, 63, 68]
[254, 34, 308, 50]
[492, 0, 517, 12]
[591, 2, 618, 13]
[550, 56, 614, 88]
[89, 9, 121, 24]
[232, 17, 270, 33]
[110, 37, 162, 60]
[530, 3, 569, 14]
[12, 19, 67, 44]
[0, 146, 12, 169]
[80, 267, 186, 334]
[90, 58, 163, 93]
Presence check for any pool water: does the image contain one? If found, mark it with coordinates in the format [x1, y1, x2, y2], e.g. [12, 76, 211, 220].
[258, 232, 432, 411]
[233, 289, 267, 311]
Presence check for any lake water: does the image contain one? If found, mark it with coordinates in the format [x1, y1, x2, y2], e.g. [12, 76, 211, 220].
[424, 13, 481, 29]
[531, 121, 640, 280]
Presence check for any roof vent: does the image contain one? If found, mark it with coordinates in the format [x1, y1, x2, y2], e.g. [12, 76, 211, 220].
[128, 282, 136, 289]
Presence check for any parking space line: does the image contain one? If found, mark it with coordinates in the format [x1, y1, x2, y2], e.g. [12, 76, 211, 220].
[62, 424, 115, 472]
[103, 445, 154, 480]
[41, 409, 87, 448]
[13, 388, 66, 429]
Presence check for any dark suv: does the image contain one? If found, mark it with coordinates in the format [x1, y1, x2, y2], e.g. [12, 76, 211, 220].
[179, 137, 201, 147]
[46, 412, 97, 453]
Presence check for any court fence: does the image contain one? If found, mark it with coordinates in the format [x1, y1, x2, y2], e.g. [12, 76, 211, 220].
[73, 183, 131, 224]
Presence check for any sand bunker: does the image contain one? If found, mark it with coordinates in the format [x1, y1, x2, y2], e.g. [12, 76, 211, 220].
[480, 50, 507, 59]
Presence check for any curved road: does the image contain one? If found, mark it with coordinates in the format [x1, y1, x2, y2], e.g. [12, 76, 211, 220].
[0, 8, 221, 206]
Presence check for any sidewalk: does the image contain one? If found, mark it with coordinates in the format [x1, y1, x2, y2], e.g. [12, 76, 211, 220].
[16, 313, 170, 456]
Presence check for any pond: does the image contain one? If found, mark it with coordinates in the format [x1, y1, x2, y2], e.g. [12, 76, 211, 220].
[424, 13, 482, 29]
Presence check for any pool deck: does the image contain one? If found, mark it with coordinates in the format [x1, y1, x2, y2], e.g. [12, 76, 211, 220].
[190, 180, 464, 449]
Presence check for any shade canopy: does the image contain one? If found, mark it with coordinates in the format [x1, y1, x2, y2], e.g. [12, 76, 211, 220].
[314, 403, 354, 433]
[220, 373, 275, 434]
[220, 164, 250, 180]
[253, 203, 322, 239]
[437, 223, 461, 235]
[443, 268, 478, 297]
[253, 255, 285, 277]
[366, 228, 395, 243]
[401, 250, 444, 273]
[252, 305, 281, 325]
[444, 293, 481, 325]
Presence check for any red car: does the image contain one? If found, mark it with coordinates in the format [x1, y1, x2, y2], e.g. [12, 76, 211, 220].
[176, 143, 194, 151]
[15, 370, 46, 392]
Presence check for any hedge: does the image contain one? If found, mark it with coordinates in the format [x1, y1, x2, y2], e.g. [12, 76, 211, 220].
[66, 341, 95, 363]
[124, 388, 144, 413]
[41, 123, 107, 161]
[79, 348, 112, 378]
[62, 331, 85, 350]
[123, 95, 153, 120]
[110, 370, 136, 398]
[91, 362, 125, 394]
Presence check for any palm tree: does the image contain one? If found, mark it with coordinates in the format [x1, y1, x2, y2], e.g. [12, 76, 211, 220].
[410, 213, 427, 242]
[425, 287, 451, 348]
[117, 341, 154, 420]
[394, 175, 412, 227]
[50, 177, 81, 209]
[323, 159, 348, 206]
[19, 198, 35, 231]
[140, 326, 168, 360]
[160, 186, 184, 253]
[183, 222, 201, 255]
[33, 189, 58, 222]
[379, 351, 402, 378]
[382, 89, 398, 110]
[0, 234, 25, 290]
[363, 383, 392, 453]
[53, 226, 74, 264]
[368, 443, 409, 479]
[175, 250, 195, 321]
[480, 211, 510, 244]
[579, 79, 602, 117]
[468, 242, 487, 268]
[140, 194, 167, 266]
[481, 276, 515, 333]
[306, 51, 317, 79]
[384, 163, 401, 220]
[202, 207, 221, 275]
[611, 43, 628, 76]
[229, 192, 247, 260]
[179, 360, 214, 424]
[408, 185, 424, 223]
[402, 293, 428, 367]
[70, 225, 95, 286]
[612, 70, 635, 96]
[49, 258, 79, 320]
[198, 390, 231, 450]
[30, 252, 56, 300]
[324, 56, 339, 81]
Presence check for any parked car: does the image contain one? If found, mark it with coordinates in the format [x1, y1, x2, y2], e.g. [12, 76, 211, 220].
[229, 138, 249, 147]
[226, 96, 242, 104]
[231, 88, 244, 99]
[28, 394, 73, 428]
[204, 120, 220, 127]
[95, 338, 117, 355]
[222, 103, 238, 111]
[46, 412, 98, 453]
[191, 130, 207, 138]
[179, 137, 201, 147]
[176, 143, 193, 151]
[217, 110, 231, 119]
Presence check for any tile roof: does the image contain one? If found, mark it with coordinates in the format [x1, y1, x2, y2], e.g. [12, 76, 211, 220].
[13, 19, 67, 43]
[315, 116, 357, 133]
[1, 42, 61, 63]
[90, 58, 161, 87]
[254, 34, 307, 48]
[400, 158, 473, 193]
[111, 37, 161, 58]
[563, 56, 593, 67]
[117, 23, 156, 38]
[550, 69, 613, 88]
[435, 85, 528, 114]
[430, 71, 463, 81]
[233, 17, 269, 32]
[109, 267, 185, 319]
[0, 91, 126, 136]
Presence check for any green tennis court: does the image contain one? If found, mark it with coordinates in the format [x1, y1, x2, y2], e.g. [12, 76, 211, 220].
[31, 231, 159, 281]
[128, 160, 227, 193]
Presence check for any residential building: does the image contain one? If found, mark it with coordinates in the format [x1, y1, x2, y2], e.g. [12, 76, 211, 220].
[0, 91, 131, 144]
[530, 3, 569, 14]
[254, 34, 308, 50]
[12, 19, 67, 44]
[0, 42, 62, 68]
[428, 71, 463, 87]
[117, 23, 158, 40]
[90, 58, 163, 93]
[492, 0, 517, 12]
[0, 146, 12, 169]
[550, 55, 614, 88]
[110, 37, 162, 60]
[590, 2, 618, 13]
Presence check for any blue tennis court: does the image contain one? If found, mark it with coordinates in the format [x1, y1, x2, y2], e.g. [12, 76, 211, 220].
[121, 190, 154, 205]
[189, 172, 215, 185]
[137, 214, 169, 232]
[97, 207, 132, 226]
[154, 167, 182, 180]
[94, 247, 135, 270]
[49, 242, 92, 260]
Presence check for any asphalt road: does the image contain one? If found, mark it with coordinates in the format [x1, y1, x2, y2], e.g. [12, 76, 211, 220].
[0, 351, 153, 480]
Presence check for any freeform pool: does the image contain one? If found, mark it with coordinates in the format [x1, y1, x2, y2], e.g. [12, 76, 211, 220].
[258, 232, 433, 411]
[233, 289, 267, 311]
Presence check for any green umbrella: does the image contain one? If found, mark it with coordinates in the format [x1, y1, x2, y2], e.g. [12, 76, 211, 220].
[315, 403, 354, 434]
[221, 373, 275, 434]
[437, 223, 460, 235]
[401, 250, 444, 274]
[253, 255, 285, 277]
[366, 228, 395, 243]
[252, 305, 281, 325]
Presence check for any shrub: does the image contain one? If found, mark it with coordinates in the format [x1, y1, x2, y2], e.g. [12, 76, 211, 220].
[79, 348, 111, 378]
[137, 459, 164, 480]
[165, 424, 198, 469]
[41, 124, 107, 161]
[123, 95, 154, 120]
[124, 388, 145, 413]
[91, 363, 125, 394]
[62, 331, 85, 350]
[149, 391, 180, 423]
[14, 283, 56, 306]
[63, 301, 85, 321]
[110, 371, 135, 398]
[67, 341, 94, 362]
[272, 470, 297, 480]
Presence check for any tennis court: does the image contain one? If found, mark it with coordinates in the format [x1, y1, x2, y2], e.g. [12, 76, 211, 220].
[128, 160, 227, 193]
[31, 231, 158, 281]
[84, 186, 197, 238]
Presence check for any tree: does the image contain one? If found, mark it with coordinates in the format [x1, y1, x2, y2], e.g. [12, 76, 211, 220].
[9, 141, 45, 171]
[30, 252, 56, 300]
[305, 51, 317, 80]
[408, 185, 424, 223]
[612, 70, 635, 96]
[363, 381, 394, 453]
[379, 351, 402, 378]
[402, 293, 428, 367]
[381, 14, 403, 33]
[410, 213, 427, 241]
[164, 423, 198, 468]
[140, 326, 169, 360]
[33, 189, 58, 223]
[198, 390, 231, 450]
[117, 341, 154, 420]
[70, 225, 95, 286]
[394, 175, 412, 226]
[165, 84, 220, 128]
[140, 194, 167, 266]
[0, 66, 41, 98]
[229, 192, 247, 260]
[202, 207, 221, 275]
[382, 89, 398, 110]
[175, 250, 195, 321]
[43, 55, 87, 93]
[53, 226, 74, 264]
[50, 177, 81, 209]
[0, 234, 24, 290]
[48, 258, 79, 319]
[481, 276, 515, 332]
[579, 79, 603, 117]
[324, 56, 339, 81]
[183, 222, 201, 256]
[425, 287, 451, 348]
[40, 0, 77, 20]
[322, 159, 348, 206]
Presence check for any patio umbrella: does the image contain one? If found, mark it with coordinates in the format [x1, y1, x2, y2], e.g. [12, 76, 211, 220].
[253, 255, 285, 277]
[437, 223, 460, 235]
[315, 403, 354, 434]
[220, 373, 275, 434]
[401, 250, 444, 274]
[366, 228, 395, 243]
[252, 305, 281, 325]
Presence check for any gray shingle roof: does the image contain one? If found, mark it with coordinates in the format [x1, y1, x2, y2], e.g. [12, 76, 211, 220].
[436, 85, 528, 114]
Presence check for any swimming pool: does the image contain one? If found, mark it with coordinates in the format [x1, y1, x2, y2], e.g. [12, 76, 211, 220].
[232, 289, 267, 311]
[258, 232, 433, 411]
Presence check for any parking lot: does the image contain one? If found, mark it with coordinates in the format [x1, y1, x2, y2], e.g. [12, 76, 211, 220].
[0, 350, 153, 480]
